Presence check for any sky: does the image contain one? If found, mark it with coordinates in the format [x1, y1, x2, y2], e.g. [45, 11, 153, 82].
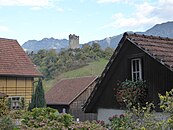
[0, 0, 173, 45]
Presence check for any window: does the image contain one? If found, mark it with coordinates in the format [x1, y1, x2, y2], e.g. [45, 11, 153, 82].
[131, 58, 142, 81]
[62, 108, 66, 113]
[8, 96, 24, 110]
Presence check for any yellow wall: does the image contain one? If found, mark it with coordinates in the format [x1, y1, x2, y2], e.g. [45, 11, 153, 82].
[0, 77, 34, 103]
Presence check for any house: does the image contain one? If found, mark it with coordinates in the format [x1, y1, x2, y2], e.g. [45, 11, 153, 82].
[0, 38, 42, 109]
[45, 76, 98, 121]
[83, 32, 173, 122]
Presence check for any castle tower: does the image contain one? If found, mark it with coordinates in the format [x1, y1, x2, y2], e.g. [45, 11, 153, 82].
[69, 34, 79, 49]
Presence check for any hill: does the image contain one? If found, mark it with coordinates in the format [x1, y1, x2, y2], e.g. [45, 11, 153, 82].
[44, 58, 108, 92]
[22, 21, 173, 52]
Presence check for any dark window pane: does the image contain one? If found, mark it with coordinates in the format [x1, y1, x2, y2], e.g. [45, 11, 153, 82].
[133, 60, 136, 71]
[137, 73, 140, 80]
[133, 73, 136, 81]
[136, 60, 139, 71]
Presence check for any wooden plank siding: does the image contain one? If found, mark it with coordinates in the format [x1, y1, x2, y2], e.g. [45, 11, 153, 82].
[93, 40, 173, 111]
[69, 79, 97, 121]
[0, 77, 34, 103]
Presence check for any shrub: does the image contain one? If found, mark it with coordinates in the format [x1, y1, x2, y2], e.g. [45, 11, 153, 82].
[58, 113, 73, 127]
[21, 107, 73, 129]
[125, 102, 166, 130]
[115, 80, 147, 107]
[0, 116, 16, 130]
[0, 97, 9, 116]
[159, 89, 173, 129]
[108, 114, 127, 130]
[69, 120, 106, 130]
[9, 110, 24, 119]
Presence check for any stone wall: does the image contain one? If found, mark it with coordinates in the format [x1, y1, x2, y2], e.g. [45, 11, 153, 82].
[69, 34, 79, 49]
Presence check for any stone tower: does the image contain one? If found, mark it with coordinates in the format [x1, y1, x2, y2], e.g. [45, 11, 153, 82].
[69, 34, 79, 49]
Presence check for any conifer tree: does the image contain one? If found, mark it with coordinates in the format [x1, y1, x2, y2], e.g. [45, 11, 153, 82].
[35, 78, 46, 108]
[28, 78, 46, 110]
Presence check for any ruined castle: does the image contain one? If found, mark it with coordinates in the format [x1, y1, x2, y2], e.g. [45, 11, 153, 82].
[69, 34, 79, 49]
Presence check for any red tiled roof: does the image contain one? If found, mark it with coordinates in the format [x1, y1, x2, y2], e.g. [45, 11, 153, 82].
[0, 38, 42, 77]
[45, 76, 97, 105]
[126, 33, 173, 69]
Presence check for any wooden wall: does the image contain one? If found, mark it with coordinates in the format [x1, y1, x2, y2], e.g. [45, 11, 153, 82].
[69, 79, 97, 121]
[0, 77, 34, 103]
[95, 40, 173, 111]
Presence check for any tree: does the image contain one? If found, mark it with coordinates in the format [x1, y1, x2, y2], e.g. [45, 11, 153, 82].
[35, 78, 46, 108]
[104, 47, 114, 60]
[28, 78, 46, 110]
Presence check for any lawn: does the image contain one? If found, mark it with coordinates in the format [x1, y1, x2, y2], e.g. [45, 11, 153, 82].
[44, 58, 108, 92]
[60, 58, 108, 78]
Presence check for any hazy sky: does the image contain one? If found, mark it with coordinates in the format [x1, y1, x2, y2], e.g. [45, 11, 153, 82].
[0, 0, 172, 45]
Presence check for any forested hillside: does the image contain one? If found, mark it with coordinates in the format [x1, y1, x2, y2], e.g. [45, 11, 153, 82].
[28, 43, 114, 80]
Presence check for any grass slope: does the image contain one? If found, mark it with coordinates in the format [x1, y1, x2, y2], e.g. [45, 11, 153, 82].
[60, 58, 108, 78]
[44, 58, 108, 92]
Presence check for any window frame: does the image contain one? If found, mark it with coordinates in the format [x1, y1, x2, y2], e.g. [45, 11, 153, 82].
[8, 96, 24, 110]
[131, 58, 142, 81]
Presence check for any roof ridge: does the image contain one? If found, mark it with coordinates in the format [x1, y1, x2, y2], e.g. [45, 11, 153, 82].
[0, 38, 17, 41]
[59, 75, 98, 81]
[50, 76, 99, 91]
[125, 32, 173, 41]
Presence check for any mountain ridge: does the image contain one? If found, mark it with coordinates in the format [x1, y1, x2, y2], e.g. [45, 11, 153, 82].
[22, 21, 173, 52]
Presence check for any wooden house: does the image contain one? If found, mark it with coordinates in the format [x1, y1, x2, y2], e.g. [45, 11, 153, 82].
[0, 38, 42, 109]
[83, 32, 173, 122]
[45, 76, 97, 121]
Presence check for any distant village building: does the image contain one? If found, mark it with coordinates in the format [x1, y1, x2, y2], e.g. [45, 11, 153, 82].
[45, 76, 97, 121]
[0, 38, 42, 109]
[69, 34, 79, 49]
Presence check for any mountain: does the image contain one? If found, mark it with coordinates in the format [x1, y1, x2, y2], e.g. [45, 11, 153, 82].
[22, 21, 173, 52]
[87, 21, 173, 49]
[86, 34, 123, 49]
[143, 21, 173, 37]
[22, 37, 69, 52]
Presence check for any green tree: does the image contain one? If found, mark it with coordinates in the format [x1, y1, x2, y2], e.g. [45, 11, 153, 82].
[28, 78, 46, 110]
[35, 78, 46, 108]
[104, 47, 114, 60]
[28, 45, 113, 80]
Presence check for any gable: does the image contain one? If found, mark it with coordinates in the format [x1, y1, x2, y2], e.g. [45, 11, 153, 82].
[83, 32, 173, 113]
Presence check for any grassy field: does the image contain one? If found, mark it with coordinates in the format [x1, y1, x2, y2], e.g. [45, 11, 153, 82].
[44, 58, 108, 92]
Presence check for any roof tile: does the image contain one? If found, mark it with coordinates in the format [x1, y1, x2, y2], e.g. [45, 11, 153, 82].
[0, 38, 42, 77]
[45, 76, 97, 105]
[127, 33, 173, 69]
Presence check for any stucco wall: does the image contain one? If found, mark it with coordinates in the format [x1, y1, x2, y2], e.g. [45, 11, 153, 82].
[97, 108, 124, 123]
[98, 108, 170, 124]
